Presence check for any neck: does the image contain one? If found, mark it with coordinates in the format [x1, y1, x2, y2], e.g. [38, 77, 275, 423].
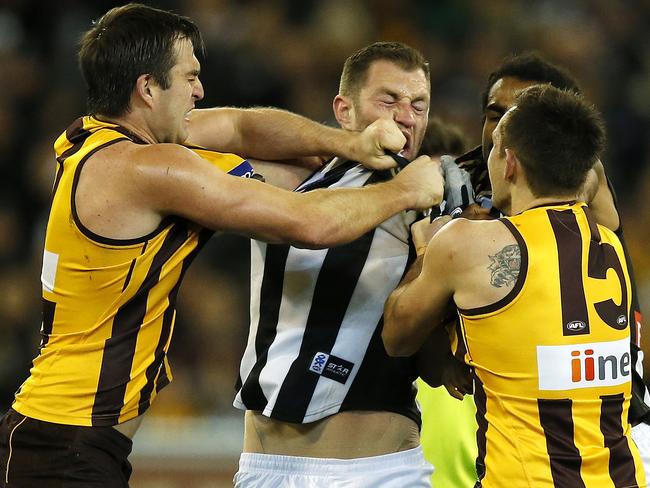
[510, 192, 579, 215]
[94, 113, 158, 145]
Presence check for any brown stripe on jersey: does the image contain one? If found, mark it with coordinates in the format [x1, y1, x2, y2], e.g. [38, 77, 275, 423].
[65, 117, 84, 142]
[537, 398, 586, 487]
[547, 209, 590, 336]
[51, 162, 65, 202]
[121, 242, 147, 292]
[600, 393, 639, 487]
[41, 298, 56, 348]
[473, 373, 488, 483]
[583, 206, 602, 243]
[454, 318, 468, 361]
[91, 223, 191, 426]
[137, 229, 212, 415]
[52, 131, 87, 201]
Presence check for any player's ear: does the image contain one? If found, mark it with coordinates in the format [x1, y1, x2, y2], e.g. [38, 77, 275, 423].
[135, 74, 155, 108]
[333, 94, 355, 130]
[504, 148, 518, 182]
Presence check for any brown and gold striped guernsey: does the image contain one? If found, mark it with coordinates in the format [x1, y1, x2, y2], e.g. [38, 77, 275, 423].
[13, 116, 251, 427]
[457, 202, 646, 487]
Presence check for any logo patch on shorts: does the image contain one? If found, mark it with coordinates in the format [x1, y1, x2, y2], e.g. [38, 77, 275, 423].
[309, 352, 354, 384]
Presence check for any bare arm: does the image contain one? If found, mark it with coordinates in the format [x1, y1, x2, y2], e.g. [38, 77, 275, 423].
[383, 220, 461, 356]
[187, 108, 405, 170]
[129, 145, 443, 249]
[580, 160, 620, 231]
[248, 160, 313, 190]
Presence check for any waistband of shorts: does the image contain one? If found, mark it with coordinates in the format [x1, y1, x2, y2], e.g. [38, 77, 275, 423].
[238, 446, 425, 475]
[6, 409, 133, 456]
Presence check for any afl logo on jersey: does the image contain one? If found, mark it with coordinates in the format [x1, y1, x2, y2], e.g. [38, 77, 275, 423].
[617, 314, 627, 327]
[566, 320, 587, 332]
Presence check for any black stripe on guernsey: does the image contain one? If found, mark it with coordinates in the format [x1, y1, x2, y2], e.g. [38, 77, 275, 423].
[91, 223, 190, 426]
[548, 209, 591, 336]
[271, 229, 376, 420]
[338, 316, 420, 426]
[459, 219, 528, 316]
[297, 160, 360, 192]
[238, 244, 291, 408]
[473, 374, 488, 483]
[339, 234, 420, 426]
[600, 393, 639, 487]
[538, 398, 586, 487]
[41, 299, 56, 348]
[138, 229, 212, 415]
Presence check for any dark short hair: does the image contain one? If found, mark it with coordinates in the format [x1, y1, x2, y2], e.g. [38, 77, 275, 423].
[339, 42, 430, 99]
[500, 85, 606, 196]
[79, 3, 204, 117]
[420, 117, 468, 156]
[482, 52, 580, 113]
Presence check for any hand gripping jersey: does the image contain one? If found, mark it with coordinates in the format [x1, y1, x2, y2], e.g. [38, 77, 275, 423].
[457, 202, 645, 487]
[234, 158, 421, 425]
[13, 116, 253, 427]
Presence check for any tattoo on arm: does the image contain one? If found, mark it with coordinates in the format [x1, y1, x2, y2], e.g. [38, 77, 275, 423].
[487, 244, 520, 288]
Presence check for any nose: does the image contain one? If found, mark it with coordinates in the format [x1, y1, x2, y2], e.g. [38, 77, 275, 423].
[194, 77, 205, 101]
[393, 101, 415, 128]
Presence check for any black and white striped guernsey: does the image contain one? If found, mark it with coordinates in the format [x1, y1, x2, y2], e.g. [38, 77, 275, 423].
[234, 158, 421, 425]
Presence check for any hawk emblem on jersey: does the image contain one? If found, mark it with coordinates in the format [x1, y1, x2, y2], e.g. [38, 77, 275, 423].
[487, 244, 520, 288]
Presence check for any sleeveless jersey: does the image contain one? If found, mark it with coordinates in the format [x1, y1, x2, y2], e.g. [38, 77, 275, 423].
[234, 158, 421, 425]
[457, 202, 645, 487]
[13, 116, 253, 427]
[457, 146, 650, 426]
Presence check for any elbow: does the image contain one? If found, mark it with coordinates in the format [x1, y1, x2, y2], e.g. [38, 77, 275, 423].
[290, 216, 348, 250]
[286, 223, 336, 250]
[382, 315, 418, 357]
[382, 329, 416, 357]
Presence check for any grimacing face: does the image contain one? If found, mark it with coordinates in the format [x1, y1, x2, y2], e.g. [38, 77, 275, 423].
[344, 60, 430, 161]
[481, 77, 537, 162]
[150, 37, 204, 144]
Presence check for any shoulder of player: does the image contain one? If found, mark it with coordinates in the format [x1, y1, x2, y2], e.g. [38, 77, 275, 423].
[113, 142, 233, 186]
[427, 218, 512, 272]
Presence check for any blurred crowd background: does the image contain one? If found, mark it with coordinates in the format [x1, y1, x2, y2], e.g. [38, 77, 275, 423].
[0, 0, 648, 485]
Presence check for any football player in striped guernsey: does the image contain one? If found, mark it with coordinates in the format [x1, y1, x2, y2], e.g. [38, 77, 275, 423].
[232, 41, 481, 487]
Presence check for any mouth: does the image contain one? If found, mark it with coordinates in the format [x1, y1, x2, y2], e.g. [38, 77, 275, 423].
[401, 133, 413, 157]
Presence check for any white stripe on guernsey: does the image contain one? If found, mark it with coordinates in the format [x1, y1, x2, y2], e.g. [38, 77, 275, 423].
[303, 218, 413, 422]
[234, 241, 268, 403]
[259, 246, 329, 416]
[235, 163, 365, 411]
[41, 249, 59, 292]
[254, 164, 372, 416]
